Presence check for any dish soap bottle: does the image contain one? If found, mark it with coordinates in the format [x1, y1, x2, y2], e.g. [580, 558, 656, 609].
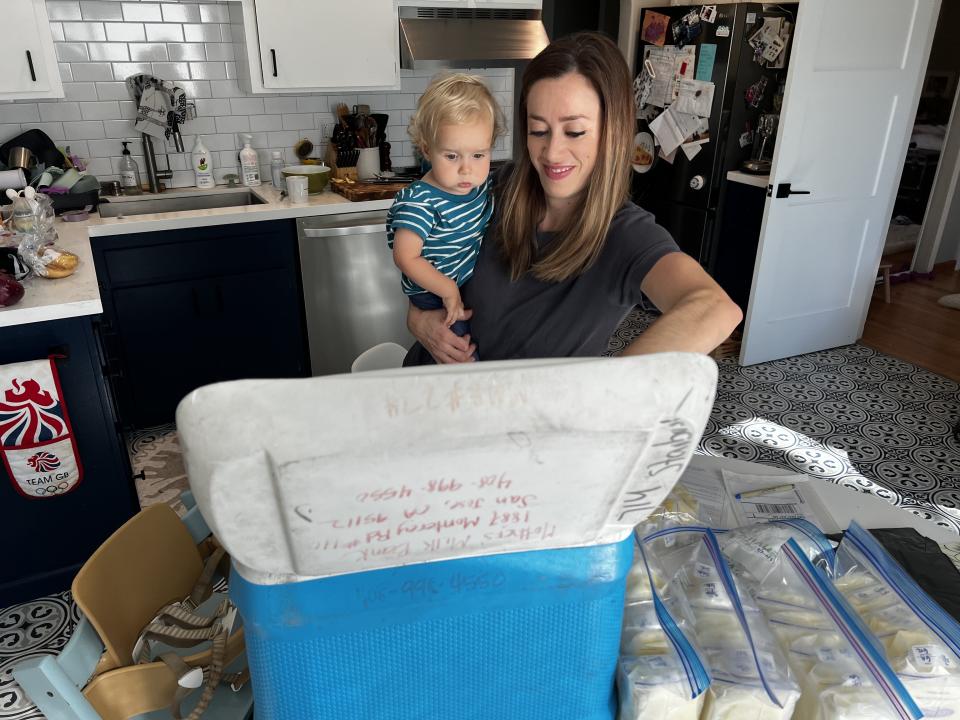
[270, 150, 284, 189]
[118, 141, 142, 195]
[239, 134, 261, 187]
[192, 136, 215, 188]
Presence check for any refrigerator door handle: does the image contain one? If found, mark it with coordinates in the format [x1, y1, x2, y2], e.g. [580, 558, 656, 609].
[771, 183, 812, 199]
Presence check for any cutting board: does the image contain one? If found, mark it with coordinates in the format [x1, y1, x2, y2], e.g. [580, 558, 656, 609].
[331, 180, 410, 201]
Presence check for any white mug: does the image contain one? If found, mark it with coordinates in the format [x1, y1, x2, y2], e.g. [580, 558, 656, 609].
[287, 176, 309, 203]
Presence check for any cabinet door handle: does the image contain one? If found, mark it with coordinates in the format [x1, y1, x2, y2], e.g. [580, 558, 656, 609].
[270, 48, 278, 77]
[25, 50, 36, 82]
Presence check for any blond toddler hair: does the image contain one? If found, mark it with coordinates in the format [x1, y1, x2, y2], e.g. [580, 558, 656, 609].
[408, 73, 506, 155]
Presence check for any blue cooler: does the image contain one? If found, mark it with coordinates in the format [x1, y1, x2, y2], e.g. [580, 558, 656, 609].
[230, 538, 633, 720]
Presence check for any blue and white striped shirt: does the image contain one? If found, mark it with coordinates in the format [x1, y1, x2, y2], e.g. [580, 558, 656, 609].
[386, 177, 494, 296]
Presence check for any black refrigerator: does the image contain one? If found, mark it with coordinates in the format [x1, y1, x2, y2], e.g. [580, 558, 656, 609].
[631, 3, 798, 270]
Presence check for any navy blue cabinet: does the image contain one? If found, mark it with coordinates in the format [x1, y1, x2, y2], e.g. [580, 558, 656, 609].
[0, 317, 138, 607]
[92, 219, 310, 429]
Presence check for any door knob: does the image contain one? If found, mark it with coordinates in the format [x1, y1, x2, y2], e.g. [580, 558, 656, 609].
[774, 183, 811, 199]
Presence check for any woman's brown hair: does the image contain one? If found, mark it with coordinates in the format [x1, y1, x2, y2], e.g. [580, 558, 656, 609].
[497, 32, 634, 282]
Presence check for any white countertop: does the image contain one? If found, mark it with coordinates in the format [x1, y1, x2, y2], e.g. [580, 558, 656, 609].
[726, 170, 770, 189]
[0, 185, 394, 328]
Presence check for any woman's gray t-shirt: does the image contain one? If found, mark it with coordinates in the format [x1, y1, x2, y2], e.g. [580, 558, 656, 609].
[404, 200, 681, 364]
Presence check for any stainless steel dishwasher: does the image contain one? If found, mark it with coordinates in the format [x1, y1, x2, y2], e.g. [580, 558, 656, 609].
[297, 210, 414, 375]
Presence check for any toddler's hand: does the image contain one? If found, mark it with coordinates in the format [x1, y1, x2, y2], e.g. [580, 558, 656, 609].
[442, 290, 465, 327]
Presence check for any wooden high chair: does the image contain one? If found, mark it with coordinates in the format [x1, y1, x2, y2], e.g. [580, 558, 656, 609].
[13, 494, 253, 720]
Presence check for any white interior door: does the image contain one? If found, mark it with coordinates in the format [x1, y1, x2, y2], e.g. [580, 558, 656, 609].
[740, 0, 941, 366]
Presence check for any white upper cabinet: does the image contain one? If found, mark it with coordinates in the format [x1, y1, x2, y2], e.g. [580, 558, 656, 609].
[0, 0, 63, 100]
[237, 0, 400, 94]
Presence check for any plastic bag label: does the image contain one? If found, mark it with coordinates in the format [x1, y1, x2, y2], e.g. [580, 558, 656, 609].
[911, 644, 954, 670]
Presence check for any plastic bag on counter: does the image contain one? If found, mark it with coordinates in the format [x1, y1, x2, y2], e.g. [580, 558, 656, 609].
[634, 485, 702, 540]
[834, 522, 960, 718]
[618, 537, 710, 720]
[746, 538, 922, 720]
[15, 192, 78, 278]
[642, 527, 800, 720]
[718, 519, 836, 586]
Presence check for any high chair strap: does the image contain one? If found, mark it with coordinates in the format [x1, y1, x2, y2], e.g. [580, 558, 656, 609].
[160, 630, 226, 720]
[186, 546, 229, 610]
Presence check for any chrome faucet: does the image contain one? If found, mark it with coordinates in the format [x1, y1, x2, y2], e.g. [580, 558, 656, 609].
[141, 134, 173, 193]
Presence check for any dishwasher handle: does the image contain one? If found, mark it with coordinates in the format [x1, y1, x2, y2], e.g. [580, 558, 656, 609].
[301, 223, 386, 238]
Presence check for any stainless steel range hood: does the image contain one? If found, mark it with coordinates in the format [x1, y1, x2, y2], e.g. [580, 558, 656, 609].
[399, 7, 549, 70]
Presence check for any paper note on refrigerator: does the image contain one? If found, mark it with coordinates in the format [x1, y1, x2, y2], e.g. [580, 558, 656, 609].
[696, 43, 717, 81]
[643, 46, 677, 108]
[671, 46, 697, 101]
[673, 79, 715, 117]
[650, 107, 703, 155]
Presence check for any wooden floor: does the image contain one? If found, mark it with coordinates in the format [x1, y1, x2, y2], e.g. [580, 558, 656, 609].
[861, 255, 960, 382]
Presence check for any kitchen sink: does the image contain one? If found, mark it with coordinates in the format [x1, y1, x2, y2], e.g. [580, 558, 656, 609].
[97, 190, 266, 218]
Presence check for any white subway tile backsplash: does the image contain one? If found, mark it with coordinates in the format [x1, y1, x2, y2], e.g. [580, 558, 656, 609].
[118, 101, 137, 119]
[161, 3, 200, 23]
[65, 82, 99, 101]
[144, 23, 183, 42]
[201, 134, 236, 151]
[80, 2, 124, 21]
[95, 82, 131, 100]
[250, 115, 281, 132]
[129, 43, 169, 61]
[111, 62, 153, 79]
[33, 122, 67, 141]
[184, 116, 216, 134]
[63, 120, 105, 139]
[80, 101, 121, 120]
[387, 94, 415, 111]
[47, 1, 82, 21]
[230, 97, 264, 115]
[87, 43, 129, 61]
[168, 43, 206, 61]
[56, 43, 90, 62]
[151, 62, 190, 80]
[39, 101, 82, 121]
[199, 4, 229, 23]
[183, 24, 220, 42]
[0, 104, 40, 123]
[51, 23, 66, 42]
[59, 64, 74, 82]
[296, 96, 327, 113]
[72, 62, 115, 81]
[203, 44, 233, 62]
[87, 138, 119, 157]
[85, 157, 114, 176]
[102, 119, 135, 137]
[105, 22, 145, 42]
[208, 80, 240, 97]
[189, 62, 227, 80]
[121, 3, 162, 23]
[63, 21, 106, 41]
[215, 115, 249, 133]
[173, 79, 211, 99]
[196, 98, 231, 116]
[282, 113, 313, 130]
[263, 97, 297, 114]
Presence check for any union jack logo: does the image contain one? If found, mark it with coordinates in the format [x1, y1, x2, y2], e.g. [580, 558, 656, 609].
[27, 451, 61, 473]
[0, 378, 67, 446]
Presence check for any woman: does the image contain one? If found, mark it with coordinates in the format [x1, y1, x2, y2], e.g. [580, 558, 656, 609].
[405, 32, 742, 365]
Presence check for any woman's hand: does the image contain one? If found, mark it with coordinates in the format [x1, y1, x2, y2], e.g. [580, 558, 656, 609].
[408, 303, 477, 363]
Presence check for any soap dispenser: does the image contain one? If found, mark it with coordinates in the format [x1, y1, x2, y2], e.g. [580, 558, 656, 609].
[118, 141, 143, 195]
[239, 134, 261, 187]
[192, 136, 215, 188]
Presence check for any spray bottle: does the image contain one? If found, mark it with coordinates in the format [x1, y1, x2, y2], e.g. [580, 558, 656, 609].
[239, 134, 261, 187]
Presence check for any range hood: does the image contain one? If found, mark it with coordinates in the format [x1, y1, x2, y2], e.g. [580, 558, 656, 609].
[399, 7, 549, 69]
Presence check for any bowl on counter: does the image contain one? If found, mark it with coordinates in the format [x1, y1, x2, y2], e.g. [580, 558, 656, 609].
[281, 165, 330, 195]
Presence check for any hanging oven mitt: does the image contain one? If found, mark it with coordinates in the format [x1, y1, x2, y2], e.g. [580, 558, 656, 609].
[0, 357, 83, 498]
[135, 85, 170, 140]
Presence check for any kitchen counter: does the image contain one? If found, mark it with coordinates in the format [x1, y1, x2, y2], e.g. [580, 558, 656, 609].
[726, 170, 770, 189]
[0, 185, 394, 328]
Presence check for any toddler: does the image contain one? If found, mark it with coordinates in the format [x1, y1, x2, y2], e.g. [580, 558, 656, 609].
[387, 73, 505, 359]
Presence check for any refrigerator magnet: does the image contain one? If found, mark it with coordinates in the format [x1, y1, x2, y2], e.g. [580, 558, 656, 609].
[632, 131, 656, 174]
[700, 5, 718, 23]
[716, 25, 730, 38]
[641, 10, 670, 47]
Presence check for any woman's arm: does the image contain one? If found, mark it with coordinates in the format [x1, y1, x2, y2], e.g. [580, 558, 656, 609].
[624, 252, 743, 356]
[407, 303, 477, 364]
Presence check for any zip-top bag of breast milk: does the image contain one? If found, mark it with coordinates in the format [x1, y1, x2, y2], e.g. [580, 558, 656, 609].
[718, 519, 836, 587]
[642, 527, 800, 720]
[618, 537, 710, 720]
[833, 521, 960, 718]
[742, 538, 922, 720]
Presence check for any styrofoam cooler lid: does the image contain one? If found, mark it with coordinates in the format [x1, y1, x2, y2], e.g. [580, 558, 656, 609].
[176, 355, 717, 584]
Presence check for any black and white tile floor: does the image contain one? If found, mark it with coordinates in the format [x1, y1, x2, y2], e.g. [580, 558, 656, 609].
[2, 309, 959, 719]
